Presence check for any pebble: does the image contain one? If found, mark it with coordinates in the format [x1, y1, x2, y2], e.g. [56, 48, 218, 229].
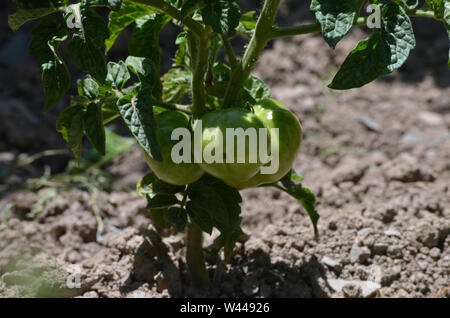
[328, 279, 381, 298]
[322, 256, 342, 273]
[358, 228, 374, 238]
[384, 230, 401, 237]
[429, 247, 441, 259]
[349, 246, 371, 264]
[357, 113, 381, 132]
[418, 111, 444, 126]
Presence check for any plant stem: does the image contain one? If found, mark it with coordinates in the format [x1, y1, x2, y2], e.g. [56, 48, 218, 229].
[222, 0, 281, 108]
[186, 224, 210, 288]
[189, 30, 211, 118]
[270, 8, 437, 39]
[152, 99, 192, 114]
[221, 35, 238, 69]
[130, 0, 203, 35]
[407, 10, 436, 19]
[271, 17, 367, 38]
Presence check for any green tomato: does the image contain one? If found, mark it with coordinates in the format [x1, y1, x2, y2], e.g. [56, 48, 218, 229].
[237, 99, 302, 188]
[195, 108, 269, 188]
[143, 111, 204, 186]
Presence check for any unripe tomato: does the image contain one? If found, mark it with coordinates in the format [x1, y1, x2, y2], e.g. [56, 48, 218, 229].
[237, 99, 302, 188]
[195, 108, 269, 188]
[143, 111, 204, 186]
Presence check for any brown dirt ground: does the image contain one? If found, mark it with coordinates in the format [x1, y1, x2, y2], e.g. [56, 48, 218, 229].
[0, 2, 449, 298]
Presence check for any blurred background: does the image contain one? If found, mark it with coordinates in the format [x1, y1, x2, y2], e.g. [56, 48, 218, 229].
[0, 0, 449, 298]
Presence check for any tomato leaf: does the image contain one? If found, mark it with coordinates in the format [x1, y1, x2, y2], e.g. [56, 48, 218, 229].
[67, 3, 109, 83]
[174, 31, 190, 68]
[181, 0, 204, 20]
[186, 176, 241, 243]
[129, 13, 171, 98]
[162, 68, 191, 103]
[85, 0, 123, 11]
[329, 3, 416, 89]
[84, 102, 106, 155]
[125, 56, 158, 88]
[285, 185, 319, 239]
[244, 76, 271, 103]
[78, 76, 100, 100]
[149, 208, 171, 229]
[236, 10, 256, 37]
[147, 194, 180, 209]
[56, 102, 86, 161]
[310, 0, 361, 49]
[105, 0, 157, 52]
[201, 0, 241, 37]
[117, 84, 162, 162]
[165, 207, 187, 232]
[8, 0, 67, 31]
[400, 0, 419, 10]
[106, 61, 131, 89]
[29, 16, 70, 112]
[277, 170, 319, 239]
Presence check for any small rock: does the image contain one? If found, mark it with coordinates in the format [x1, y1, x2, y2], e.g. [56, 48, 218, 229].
[357, 113, 381, 132]
[401, 133, 423, 145]
[127, 291, 148, 298]
[373, 242, 389, 255]
[384, 230, 401, 237]
[387, 245, 403, 259]
[380, 265, 402, 286]
[415, 222, 439, 248]
[418, 111, 444, 126]
[322, 256, 342, 273]
[82, 291, 99, 298]
[328, 279, 381, 298]
[429, 247, 441, 259]
[358, 228, 374, 238]
[349, 246, 371, 264]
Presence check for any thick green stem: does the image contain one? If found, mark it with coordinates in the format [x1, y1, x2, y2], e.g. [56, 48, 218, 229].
[130, 0, 203, 35]
[152, 99, 192, 114]
[272, 17, 368, 38]
[222, 0, 281, 108]
[221, 35, 238, 69]
[189, 30, 211, 118]
[186, 224, 210, 288]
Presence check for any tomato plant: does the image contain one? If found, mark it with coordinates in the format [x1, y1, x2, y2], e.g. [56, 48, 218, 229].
[8, 0, 449, 288]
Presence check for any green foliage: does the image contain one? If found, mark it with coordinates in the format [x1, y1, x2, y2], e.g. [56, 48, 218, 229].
[117, 84, 162, 162]
[29, 16, 70, 111]
[67, 3, 109, 83]
[8, 0, 449, 286]
[105, 0, 157, 51]
[201, 0, 241, 37]
[162, 68, 191, 103]
[237, 10, 256, 37]
[106, 61, 131, 89]
[329, 2, 416, 89]
[278, 170, 319, 239]
[186, 176, 242, 243]
[310, 0, 361, 49]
